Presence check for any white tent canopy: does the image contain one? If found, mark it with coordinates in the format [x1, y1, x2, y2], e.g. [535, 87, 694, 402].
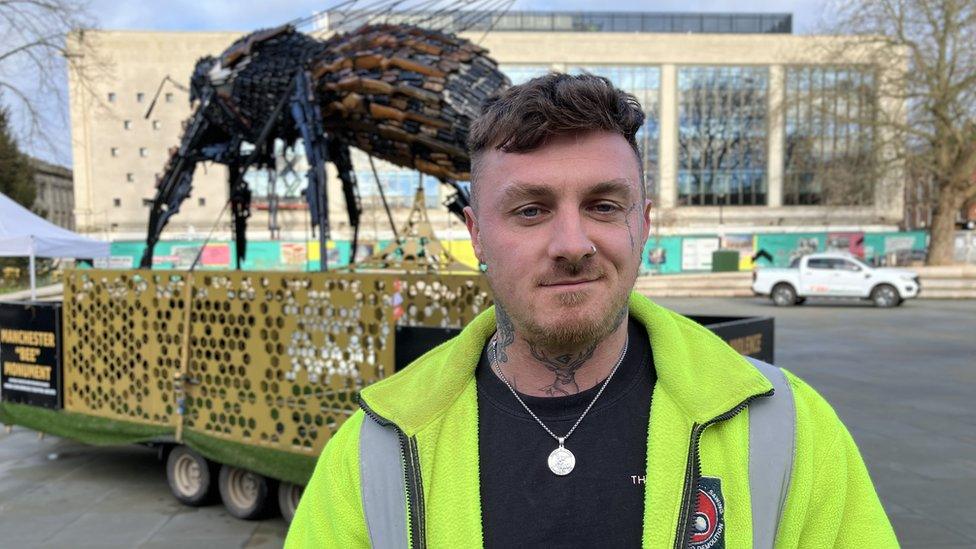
[0, 190, 110, 299]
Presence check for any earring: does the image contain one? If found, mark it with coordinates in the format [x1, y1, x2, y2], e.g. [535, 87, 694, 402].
[478, 261, 488, 273]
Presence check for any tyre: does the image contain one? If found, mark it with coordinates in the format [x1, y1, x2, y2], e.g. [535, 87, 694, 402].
[278, 482, 304, 524]
[771, 283, 798, 307]
[871, 284, 900, 308]
[218, 464, 278, 520]
[166, 445, 218, 506]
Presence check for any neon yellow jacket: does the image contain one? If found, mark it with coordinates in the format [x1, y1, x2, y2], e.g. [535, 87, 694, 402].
[286, 293, 898, 548]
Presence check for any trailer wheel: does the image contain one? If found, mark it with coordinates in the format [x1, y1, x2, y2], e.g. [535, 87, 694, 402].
[278, 482, 304, 523]
[771, 283, 798, 306]
[218, 464, 278, 520]
[166, 445, 218, 506]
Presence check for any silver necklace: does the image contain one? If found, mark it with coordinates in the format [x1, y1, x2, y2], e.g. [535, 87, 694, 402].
[488, 334, 628, 476]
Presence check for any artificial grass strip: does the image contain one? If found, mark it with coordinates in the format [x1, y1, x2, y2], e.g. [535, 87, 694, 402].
[0, 403, 317, 485]
[0, 402, 171, 445]
[182, 428, 317, 485]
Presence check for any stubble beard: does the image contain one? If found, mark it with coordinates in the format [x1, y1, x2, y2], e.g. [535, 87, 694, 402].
[526, 290, 629, 349]
[490, 278, 632, 351]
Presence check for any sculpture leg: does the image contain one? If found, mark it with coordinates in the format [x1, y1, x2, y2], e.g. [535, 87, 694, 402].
[228, 164, 251, 270]
[328, 141, 363, 264]
[440, 178, 471, 222]
[139, 96, 213, 268]
[289, 71, 330, 271]
[140, 89, 237, 268]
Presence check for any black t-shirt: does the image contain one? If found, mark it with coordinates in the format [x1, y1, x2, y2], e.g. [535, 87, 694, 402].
[476, 317, 655, 548]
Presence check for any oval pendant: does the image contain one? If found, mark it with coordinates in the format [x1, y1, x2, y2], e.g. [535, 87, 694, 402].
[548, 446, 576, 476]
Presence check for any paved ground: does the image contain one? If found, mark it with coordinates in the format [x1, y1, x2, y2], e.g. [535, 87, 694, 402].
[1, 297, 973, 547]
[656, 297, 976, 548]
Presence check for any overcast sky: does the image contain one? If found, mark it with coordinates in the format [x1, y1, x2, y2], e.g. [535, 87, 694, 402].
[13, 0, 831, 166]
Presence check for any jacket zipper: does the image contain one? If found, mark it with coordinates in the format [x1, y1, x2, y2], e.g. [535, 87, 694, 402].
[672, 389, 774, 549]
[359, 397, 428, 549]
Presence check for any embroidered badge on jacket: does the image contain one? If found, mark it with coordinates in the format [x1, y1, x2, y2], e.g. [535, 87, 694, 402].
[689, 476, 725, 549]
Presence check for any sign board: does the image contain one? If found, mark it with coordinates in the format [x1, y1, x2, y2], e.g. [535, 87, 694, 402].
[687, 315, 775, 364]
[827, 231, 865, 258]
[682, 237, 720, 271]
[0, 302, 62, 409]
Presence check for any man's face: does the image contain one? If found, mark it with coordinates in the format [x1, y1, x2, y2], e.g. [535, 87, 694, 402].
[464, 131, 652, 348]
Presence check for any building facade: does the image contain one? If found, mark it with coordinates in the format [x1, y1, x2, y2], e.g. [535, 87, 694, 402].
[29, 157, 75, 230]
[67, 12, 905, 244]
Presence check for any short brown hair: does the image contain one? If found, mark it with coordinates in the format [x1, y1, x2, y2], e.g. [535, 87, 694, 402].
[467, 72, 646, 204]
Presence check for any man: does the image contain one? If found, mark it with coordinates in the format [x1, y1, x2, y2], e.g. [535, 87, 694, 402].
[286, 73, 898, 548]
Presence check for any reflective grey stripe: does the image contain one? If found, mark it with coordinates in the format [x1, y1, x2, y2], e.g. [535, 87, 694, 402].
[359, 417, 409, 549]
[746, 357, 796, 549]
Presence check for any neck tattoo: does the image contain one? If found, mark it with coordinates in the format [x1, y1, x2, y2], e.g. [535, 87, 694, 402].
[488, 334, 628, 476]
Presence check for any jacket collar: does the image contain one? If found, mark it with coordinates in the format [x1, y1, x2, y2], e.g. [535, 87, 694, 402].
[359, 292, 772, 435]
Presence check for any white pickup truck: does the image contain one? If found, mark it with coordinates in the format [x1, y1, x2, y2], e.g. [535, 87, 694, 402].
[752, 253, 920, 307]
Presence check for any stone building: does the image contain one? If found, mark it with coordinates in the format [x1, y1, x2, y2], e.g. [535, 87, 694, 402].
[29, 157, 75, 230]
[66, 11, 906, 244]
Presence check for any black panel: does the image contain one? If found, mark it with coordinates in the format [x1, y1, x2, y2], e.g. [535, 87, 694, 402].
[0, 301, 63, 409]
[395, 326, 461, 372]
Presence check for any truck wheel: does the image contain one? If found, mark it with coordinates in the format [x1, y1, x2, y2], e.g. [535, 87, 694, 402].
[218, 464, 278, 520]
[166, 445, 218, 506]
[278, 482, 304, 523]
[870, 284, 900, 308]
[771, 283, 798, 307]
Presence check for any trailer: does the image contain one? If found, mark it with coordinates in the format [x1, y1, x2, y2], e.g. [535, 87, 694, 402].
[0, 269, 773, 523]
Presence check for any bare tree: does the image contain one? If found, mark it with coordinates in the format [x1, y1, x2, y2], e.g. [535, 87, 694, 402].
[0, 0, 96, 160]
[825, 0, 976, 265]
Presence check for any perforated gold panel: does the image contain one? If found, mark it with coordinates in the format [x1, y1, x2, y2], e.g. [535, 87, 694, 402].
[63, 271, 186, 425]
[62, 269, 493, 456]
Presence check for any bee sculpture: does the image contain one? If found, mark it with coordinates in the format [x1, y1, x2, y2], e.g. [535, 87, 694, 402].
[139, 23, 510, 269]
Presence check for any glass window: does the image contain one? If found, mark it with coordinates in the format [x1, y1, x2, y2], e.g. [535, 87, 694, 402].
[165, 93, 174, 103]
[677, 66, 769, 205]
[126, 173, 134, 182]
[568, 66, 661, 200]
[136, 92, 145, 103]
[107, 92, 116, 103]
[112, 198, 121, 208]
[733, 16, 762, 33]
[807, 258, 831, 269]
[641, 15, 668, 32]
[837, 259, 861, 271]
[579, 14, 612, 31]
[139, 147, 148, 157]
[522, 13, 554, 30]
[110, 147, 118, 157]
[784, 66, 877, 206]
[123, 120, 132, 130]
[673, 15, 702, 32]
[152, 120, 161, 130]
[349, 150, 440, 206]
[242, 140, 307, 200]
[702, 16, 732, 33]
[612, 15, 642, 32]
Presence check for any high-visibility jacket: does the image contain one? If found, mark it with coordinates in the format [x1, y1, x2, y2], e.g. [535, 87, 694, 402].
[286, 292, 898, 548]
